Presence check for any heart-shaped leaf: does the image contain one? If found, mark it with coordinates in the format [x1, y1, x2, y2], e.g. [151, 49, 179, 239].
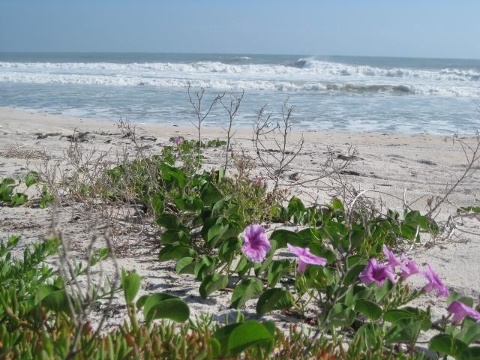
[429, 334, 468, 357]
[159, 242, 196, 261]
[256, 288, 294, 316]
[35, 285, 70, 313]
[231, 278, 263, 309]
[142, 293, 190, 323]
[199, 273, 229, 299]
[228, 321, 274, 355]
[354, 299, 382, 321]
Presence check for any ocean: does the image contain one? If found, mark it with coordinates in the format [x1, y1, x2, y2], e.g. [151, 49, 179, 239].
[0, 52, 479, 135]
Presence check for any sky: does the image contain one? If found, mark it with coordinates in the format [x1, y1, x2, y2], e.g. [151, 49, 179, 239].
[1, 1, 480, 59]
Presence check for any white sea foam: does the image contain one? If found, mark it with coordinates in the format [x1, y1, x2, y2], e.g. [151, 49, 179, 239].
[1, 59, 479, 82]
[1, 54, 479, 134]
[1, 59, 479, 97]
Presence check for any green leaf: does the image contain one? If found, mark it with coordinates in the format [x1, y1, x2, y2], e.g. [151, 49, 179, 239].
[374, 279, 394, 302]
[39, 185, 54, 209]
[353, 323, 382, 351]
[24, 171, 39, 187]
[206, 220, 229, 247]
[212, 323, 241, 355]
[35, 285, 69, 313]
[159, 242, 196, 261]
[344, 264, 367, 286]
[344, 285, 366, 308]
[458, 347, 480, 360]
[384, 307, 431, 331]
[429, 334, 468, 357]
[89, 247, 109, 266]
[326, 303, 356, 328]
[331, 198, 345, 211]
[156, 213, 181, 230]
[234, 256, 251, 277]
[287, 196, 306, 223]
[174, 194, 203, 212]
[211, 321, 274, 357]
[201, 183, 224, 207]
[297, 227, 322, 242]
[161, 229, 191, 244]
[209, 338, 222, 358]
[10, 192, 28, 206]
[194, 255, 217, 280]
[175, 257, 196, 275]
[230, 279, 263, 309]
[269, 229, 303, 249]
[142, 293, 190, 323]
[121, 269, 141, 304]
[385, 319, 422, 345]
[398, 224, 417, 240]
[1, 177, 15, 187]
[256, 288, 294, 316]
[459, 322, 480, 345]
[415, 214, 439, 233]
[458, 206, 480, 214]
[227, 321, 274, 355]
[267, 259, 291, 287]
[159, 162, 187, 188]
[347, 255, 366, 268]
[199, 273, 229, 299]
[218, 237, 240, 262]
[7, 234, 21, 248]
[151, 193, 165, 216]
[354, 299, 383, 321]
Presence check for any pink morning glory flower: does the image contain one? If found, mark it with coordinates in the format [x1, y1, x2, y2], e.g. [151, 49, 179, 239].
[241, 225, 271, 263]
[359, 258, 397, 286]
[170, 136, 184, 145]
[251, 177, 265, 187]
[447, 301, 480, 324]
[422, 264, 449, 297]
[398, 255, 420, 280]
[382, 245, 402, 269]
[287, 244, 327, 273]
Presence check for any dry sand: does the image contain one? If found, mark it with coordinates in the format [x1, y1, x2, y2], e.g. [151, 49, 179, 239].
[0, 106, 479, 341]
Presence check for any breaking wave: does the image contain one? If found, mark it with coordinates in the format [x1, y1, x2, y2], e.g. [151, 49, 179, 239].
[0, 57, 479, 97]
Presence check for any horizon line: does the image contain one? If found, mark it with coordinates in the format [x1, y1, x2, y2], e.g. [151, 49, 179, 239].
[0, 51, 479, 62]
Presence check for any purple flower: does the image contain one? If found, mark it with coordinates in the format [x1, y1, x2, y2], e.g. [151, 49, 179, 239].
[422, 264, 449, 297]
[241, 225, 271, 263]
[170, 136, 184, 145]
[251, 177, 265, 187]
[287, 244, 327, 273]
[359, 258, 397, 286]
[398, 255, 420, 280]
[447, 301, 480, 324]
[382, 245, 402, 269]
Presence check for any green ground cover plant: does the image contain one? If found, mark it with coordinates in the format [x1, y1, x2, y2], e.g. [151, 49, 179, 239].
[0, 235, 346, 359]
[0, 171, 53, 208]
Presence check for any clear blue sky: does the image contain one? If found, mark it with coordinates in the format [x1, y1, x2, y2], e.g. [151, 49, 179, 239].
[1, 0, 479, 59]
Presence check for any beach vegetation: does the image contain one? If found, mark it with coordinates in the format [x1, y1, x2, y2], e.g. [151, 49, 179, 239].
[1, 92, 480, 358]
[0, 170, 54, 208]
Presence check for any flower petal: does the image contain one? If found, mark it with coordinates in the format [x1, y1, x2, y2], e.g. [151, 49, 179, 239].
[447, 301, 480, 324]
[382, 245, 402, 268]
[422, 264, 448, 297]
[359, 258, 396, 286]
[287, 243, 327, 273]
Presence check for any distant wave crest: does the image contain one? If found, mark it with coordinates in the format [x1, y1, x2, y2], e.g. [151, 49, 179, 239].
[1, 58, 479, 97]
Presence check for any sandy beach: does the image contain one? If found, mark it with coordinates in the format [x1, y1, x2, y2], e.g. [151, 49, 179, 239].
[1, 106, 479, 338]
